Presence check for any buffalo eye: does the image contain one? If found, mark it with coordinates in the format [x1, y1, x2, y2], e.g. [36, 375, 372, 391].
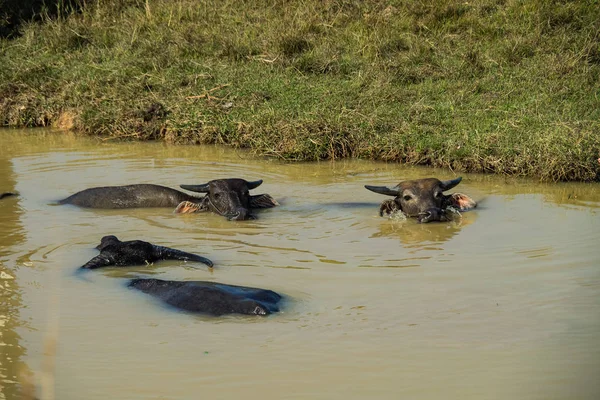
[403, 195, 412, 201]
[213, 193, 221, 199]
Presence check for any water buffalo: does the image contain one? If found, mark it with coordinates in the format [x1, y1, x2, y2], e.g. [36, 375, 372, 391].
[59, 178, 278, 220]
[178, 178, 279, 220]
[365, 177, 476, 223]
[128, 278, 283, 316]
[79, 235, 213, 270]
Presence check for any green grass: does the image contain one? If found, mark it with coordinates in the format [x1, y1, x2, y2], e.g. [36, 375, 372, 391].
[1, 0, 599, 181]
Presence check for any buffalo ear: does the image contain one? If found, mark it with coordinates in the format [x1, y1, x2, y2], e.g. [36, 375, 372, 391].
[174, 201, 208, 214]
[250, 194, 279, 209]
[180, 184, 210, 193]
[364, 185, 400, 197]
[440, 177, 462, 191]
[446, 193, 477, 211]
[246, 179, 263, 190]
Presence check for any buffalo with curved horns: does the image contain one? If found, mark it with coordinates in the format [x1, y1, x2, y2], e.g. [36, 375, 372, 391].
[59, 178, 278, 220]
[177, 178, 278, 220]
[365, 177, 476, 223]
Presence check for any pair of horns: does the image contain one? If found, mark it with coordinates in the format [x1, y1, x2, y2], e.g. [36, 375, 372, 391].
[364, 177, 462, 197]
[180, 179, 263, 193]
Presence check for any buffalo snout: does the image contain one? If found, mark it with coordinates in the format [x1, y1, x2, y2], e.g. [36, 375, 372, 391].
[418, 208, 443, 223]
[227, 208, 255, 221]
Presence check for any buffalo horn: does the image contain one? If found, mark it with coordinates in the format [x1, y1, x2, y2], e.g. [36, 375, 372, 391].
[364, 185, 400, 197]
[439, 177, 462, 191]
[246, 179, 263, 190]
[180, 183, 210, 193]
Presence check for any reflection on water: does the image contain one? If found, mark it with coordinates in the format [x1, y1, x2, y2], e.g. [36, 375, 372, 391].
[371, 212, 476, 245]
[0, 129, 599, 399]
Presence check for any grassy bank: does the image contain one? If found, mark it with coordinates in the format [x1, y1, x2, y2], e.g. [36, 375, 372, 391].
[1, 0, 599, 181]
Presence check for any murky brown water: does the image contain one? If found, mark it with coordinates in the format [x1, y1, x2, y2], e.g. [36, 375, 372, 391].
[0, 128, 599, 400]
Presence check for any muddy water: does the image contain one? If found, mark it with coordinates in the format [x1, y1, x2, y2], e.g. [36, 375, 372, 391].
[0, 129, 599, 400]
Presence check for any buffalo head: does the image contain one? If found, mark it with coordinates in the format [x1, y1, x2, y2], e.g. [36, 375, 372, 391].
[176, 178, 278, 220]
[365, 177, 476, 223]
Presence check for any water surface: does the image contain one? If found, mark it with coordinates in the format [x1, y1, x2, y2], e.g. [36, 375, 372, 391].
[0, 129, 599, 399]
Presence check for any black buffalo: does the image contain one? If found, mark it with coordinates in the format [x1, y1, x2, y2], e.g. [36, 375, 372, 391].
[79, 235, 213, 270]
[59, 178, 278, 220]
[128, 278, 283, 316]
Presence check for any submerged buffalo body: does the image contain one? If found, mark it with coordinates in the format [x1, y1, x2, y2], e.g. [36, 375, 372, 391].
[59, 184, 193, 209]
[79, 235, 213, 270]
[365, 177, 476, 223]
[128, 278, 283, 316]
[59, 178, 278, 220]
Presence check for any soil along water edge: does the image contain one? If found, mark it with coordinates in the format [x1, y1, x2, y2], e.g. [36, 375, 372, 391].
[1, 0, 599, 181]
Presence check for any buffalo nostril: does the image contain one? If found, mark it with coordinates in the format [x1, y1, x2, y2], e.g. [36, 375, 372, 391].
[417, 211, 432, 223]
[228, 212, 246, 221]
[231, 209, 252, 220]
[419, 208, 446, 223]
